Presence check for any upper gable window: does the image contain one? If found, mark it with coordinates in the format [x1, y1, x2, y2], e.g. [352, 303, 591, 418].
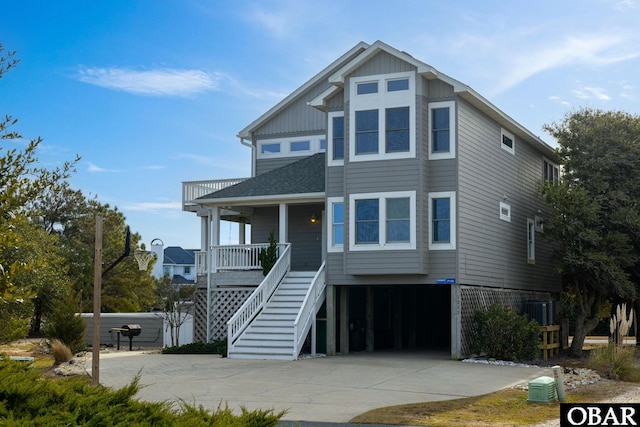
[387, 79, 409, 92]
[357, 82, 378, 95]
[543, 158, 559, 184]
[428, 101, 456, 160]
[349, 72, 416, 162]
[257, 135, 325, 159]
[261, 143, 281, 154]
[501, 128, 515, 155]
[290, 141, 310, 152]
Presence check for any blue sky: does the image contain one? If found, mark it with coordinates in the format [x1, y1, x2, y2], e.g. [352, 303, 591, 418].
[2, 0, 639, 250]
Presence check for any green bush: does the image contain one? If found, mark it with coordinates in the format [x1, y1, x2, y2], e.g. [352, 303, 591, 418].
[0, 358, 285, 425]
[258, 230, 278, 276]
[162, 340, 227, 356]
[589, 344, 640, 382]
[470, 303, 541, 361]
[43, 293, 86, 354]
[0, 310, 29, 343]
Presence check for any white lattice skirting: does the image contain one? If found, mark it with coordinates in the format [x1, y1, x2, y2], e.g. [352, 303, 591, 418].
[458, 285, 551, 357]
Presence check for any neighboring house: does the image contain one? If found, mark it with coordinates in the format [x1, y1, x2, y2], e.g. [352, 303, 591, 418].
[151, 242, 197, 287]
[182, 40, 561, 360]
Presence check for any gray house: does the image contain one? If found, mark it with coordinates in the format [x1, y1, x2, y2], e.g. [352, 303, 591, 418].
[182, 40, 561, 360]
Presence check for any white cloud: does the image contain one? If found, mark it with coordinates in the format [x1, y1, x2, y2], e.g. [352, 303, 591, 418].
[121, 201, 182, 212]
[490, 34, 638, 96]
[572, 86, 612, 101]
[87, 162, 124, 173]
[76, 67, 221, 97]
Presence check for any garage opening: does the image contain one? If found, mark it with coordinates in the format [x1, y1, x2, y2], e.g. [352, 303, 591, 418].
[343, 285, 450, 352]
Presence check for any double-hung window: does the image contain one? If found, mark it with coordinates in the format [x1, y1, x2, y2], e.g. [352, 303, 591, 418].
[428, 191, 456, 250]
[543, 158, 559, 184]
[349, 191, 416, 251]
[328, 112, 345, 166]
[349, 72, 415, 162]
[327, 197, 344, 252]
[428, 101, 456, 160]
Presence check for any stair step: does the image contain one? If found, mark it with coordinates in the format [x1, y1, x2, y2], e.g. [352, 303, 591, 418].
[243, 332, 293, 340]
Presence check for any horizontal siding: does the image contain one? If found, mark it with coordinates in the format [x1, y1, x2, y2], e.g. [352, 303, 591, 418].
[457, 99, 559, 292]
[427, 79, 455, 99]
[326, 165, 344, 197]
[345, 158, 420, 193]
[251, 206, 279, 243]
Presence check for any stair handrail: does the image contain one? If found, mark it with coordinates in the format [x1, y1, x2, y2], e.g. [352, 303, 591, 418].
[227, 244, 291, 354]
[292, 262, 326, 359]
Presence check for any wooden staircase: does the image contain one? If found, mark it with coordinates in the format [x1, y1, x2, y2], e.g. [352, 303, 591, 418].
[228, 271, 316, 360]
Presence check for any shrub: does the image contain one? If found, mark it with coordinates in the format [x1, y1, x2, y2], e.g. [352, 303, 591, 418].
[43, 293, 85, 353]
[589, 344, 640, 382]
[50, 339, 73, 364]
[470, 303, 541, 361]
[162, 340, 227, 356]
[258, 230, 278, 276]
[0, 310, 29, 343]
[0, 358, 284, 425]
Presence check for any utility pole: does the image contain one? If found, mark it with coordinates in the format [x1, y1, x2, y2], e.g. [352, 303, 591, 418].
[91, 216, 103, 386]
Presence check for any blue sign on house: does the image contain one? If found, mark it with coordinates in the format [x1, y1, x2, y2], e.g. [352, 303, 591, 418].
[436, 278, 456, 285]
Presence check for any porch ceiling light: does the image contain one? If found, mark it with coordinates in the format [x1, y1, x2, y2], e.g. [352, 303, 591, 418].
[310, 213, 318, 223]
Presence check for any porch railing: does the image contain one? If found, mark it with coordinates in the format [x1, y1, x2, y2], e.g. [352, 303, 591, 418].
[182, 178, 248, 210]
[227, 244, 291, 354]
[195, 244, 287, 274]
[293, 262, 326, 358]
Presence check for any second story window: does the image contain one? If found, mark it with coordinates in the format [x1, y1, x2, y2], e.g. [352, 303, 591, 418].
[355, 110, 379, 154]
[257, 135, 325, 159]
[261, 143, 281, 154]
[429, 191, 456, 250]
[328, 112, 344, 166]
[349, 72, 415, 162]
[543, 158, 560, 184]
[386, 107, 410, 153]
[428, 101, 456, 160]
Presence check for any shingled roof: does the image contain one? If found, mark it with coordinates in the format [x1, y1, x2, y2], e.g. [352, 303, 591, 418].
[198, 153, 325, 201]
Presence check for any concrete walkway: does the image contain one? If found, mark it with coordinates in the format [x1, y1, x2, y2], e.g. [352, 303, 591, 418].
[94, 350, 550, 424]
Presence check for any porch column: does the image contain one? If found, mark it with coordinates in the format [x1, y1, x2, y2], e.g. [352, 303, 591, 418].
[278, 203, 288, 243]
[326, 285, 336, 356]
[366, 287, 374, 352]
[209, 207, 220, 246]
[206, 207, 220, 344]
[339, 286, 349, 354]
[238, 220, 246, 245]
[200, 216, 209, 251]
[451, 284, 462, 359]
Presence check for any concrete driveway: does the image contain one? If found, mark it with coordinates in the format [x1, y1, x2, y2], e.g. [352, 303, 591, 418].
[95, 350, 549, 423]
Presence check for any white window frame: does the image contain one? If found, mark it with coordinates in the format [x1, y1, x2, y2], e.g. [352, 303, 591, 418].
[428, 101, 456, 160]
[257, 134, 326, 159]
[349, 72, 416, 163]
[348, 191, 416, 251]
[327, 197, 344, 252]
[428, 191, 457, 250]
[499, 202, 511, 222]
[527, 218, 536, 264]
[328, 111, 345, 167]
[543, 158, 560, 184]
[501, 128, 515, 155]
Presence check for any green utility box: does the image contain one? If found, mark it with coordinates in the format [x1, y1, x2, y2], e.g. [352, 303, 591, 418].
[527, 376, 557, 402]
